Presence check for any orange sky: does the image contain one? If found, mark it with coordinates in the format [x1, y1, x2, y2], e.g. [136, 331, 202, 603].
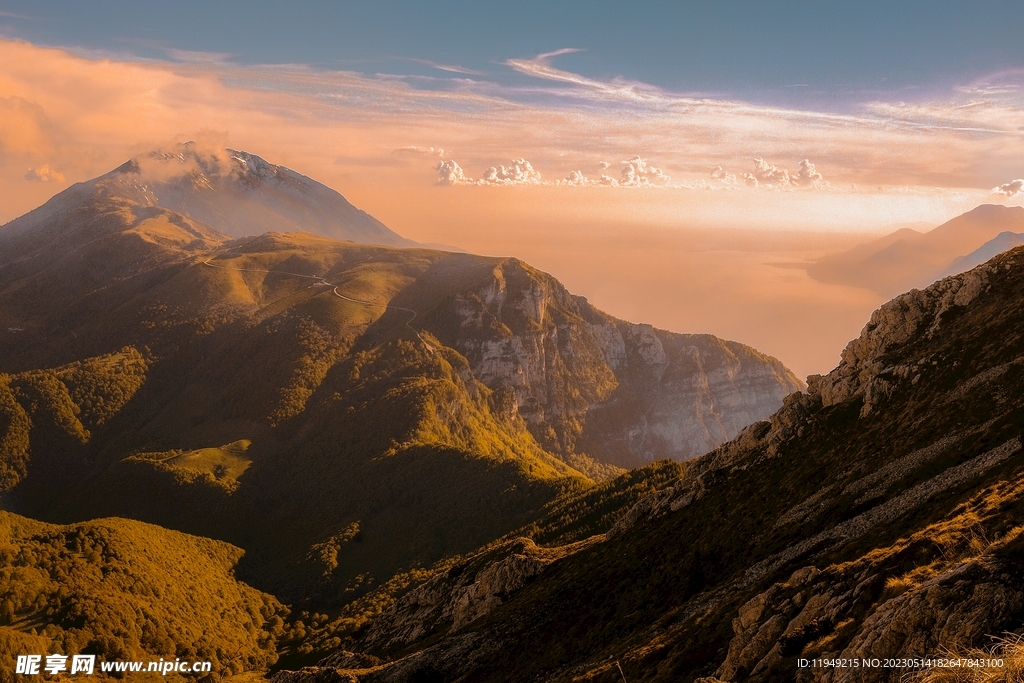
[2, 38, 1023, 378]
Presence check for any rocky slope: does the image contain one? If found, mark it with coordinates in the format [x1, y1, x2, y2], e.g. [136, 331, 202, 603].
[277, 245, 1024, 681]
[427, 257, 803, 468]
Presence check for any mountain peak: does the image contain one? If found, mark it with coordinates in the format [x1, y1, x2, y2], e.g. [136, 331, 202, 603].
[13, 144, 413, 248]
[964, 203, 1021, 216]
[133, 143, 280, 183]
[226, 148, 276, 179]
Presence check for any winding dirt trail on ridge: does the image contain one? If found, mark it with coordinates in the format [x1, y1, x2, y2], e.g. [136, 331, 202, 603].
[202, 259, 434, 351]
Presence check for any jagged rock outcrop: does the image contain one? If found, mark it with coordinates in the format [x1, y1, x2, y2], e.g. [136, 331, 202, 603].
[435, 258, 803, 467]
[808, 263, 993, 416]
[346, 537, 591, 655]
[273, 668, 361, 683]
[835, 564, 1024, 678]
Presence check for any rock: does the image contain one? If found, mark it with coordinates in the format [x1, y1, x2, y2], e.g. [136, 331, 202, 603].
[316, 651, 382, 670]
[356, 537, 589, 653]
[271, 668, 360, 683]
[809, 265, 993, 416]
[835, 559, 1024, 681]
[439, 258, 803, 467]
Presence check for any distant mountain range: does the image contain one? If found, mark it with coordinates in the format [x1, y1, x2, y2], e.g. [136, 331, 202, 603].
[941, 230, 1024, 278]
[807, 204, 1024, 296]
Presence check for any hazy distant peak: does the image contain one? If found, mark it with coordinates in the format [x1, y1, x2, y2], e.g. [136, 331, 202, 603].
[941, 230, 1024, 279]
[964, 203, 1014, 216]
[100, 143, 412, 246]
[807, 202, 1024, 296]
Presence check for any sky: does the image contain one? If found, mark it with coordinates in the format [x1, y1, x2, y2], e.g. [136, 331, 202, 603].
[2, 2, 1024, 377]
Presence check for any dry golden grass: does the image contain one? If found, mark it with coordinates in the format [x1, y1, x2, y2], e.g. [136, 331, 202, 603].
[908, 636, 1024, 683]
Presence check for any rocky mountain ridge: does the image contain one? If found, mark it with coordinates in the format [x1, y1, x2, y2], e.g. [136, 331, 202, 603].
[275, 244, 1024, 681]
[430, 257, 803, 467]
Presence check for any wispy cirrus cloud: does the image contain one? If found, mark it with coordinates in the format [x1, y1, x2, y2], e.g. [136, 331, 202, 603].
[505, 48, 677, 105]
[394, 146, 445, 157]
[407, 58, 486, 76]
[162, 47, 234, 64]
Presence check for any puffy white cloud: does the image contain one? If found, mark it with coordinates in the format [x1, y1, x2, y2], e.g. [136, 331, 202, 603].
[711, 166, 737, 185]
[24, 164, 64, 182]
[744, 157, 827, 189]
[992, 179, 1024, 197]
[558, 170, 588, 186]
[792, 159, 827, 188]
[750, 157, 791, 187]
[435, 158, 542, 185]
[478, 158, 542, 185]
[433, 155, 682, 188]
[436, 159, 469, 185]
[433, 155, 823, 191]
[550, 157, 671, 187]
[619, 156, 670, 186]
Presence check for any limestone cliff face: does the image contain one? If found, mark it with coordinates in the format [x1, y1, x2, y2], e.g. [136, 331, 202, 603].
[430, 258, 804, 468]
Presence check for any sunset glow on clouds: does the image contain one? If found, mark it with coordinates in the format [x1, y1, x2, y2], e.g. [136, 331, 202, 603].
[1, 15, 1023, 378]
[1, 37, 1022, 235]
[993, 179, 1024, 197]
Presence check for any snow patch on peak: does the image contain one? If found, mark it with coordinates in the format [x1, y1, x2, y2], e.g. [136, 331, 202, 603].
[226, 149, 277, 180]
